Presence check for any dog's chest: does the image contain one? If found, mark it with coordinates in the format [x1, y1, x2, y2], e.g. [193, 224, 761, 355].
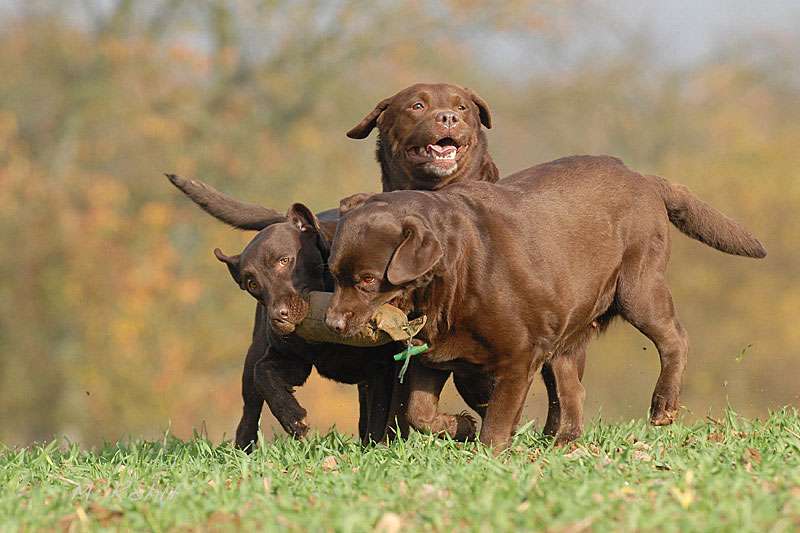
[311, 348, 384, 384]
[420, 330, 487, 367]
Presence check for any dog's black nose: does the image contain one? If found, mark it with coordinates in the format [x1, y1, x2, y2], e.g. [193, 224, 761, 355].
[277, 305, 289, 320]
[436, 111, 459, 128]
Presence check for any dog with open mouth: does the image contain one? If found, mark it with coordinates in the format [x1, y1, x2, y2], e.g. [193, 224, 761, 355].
[165, 83, 509, 447]
[165, 84, 601, 444]
[346, 82, 499, 191]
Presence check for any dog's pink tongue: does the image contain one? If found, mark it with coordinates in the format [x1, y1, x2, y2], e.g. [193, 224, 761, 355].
[427, 144, 456, 156]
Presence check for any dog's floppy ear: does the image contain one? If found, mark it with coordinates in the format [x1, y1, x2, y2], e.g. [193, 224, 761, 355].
[287, 203, 321, 233]
[387, 215, 443, 286]
[346, 97, 391, 139]
[339, 192, 374, 216]
[214, 248, 242, 285]
[288, 203, 331, 257]
[465, 87, 492, 129]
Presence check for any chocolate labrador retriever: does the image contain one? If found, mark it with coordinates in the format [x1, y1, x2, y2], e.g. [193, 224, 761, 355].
[208, 201, 406, 446]
[324, 155, 766, 450]
[167, 174, 485, 446]
[346, 82, 499, 191]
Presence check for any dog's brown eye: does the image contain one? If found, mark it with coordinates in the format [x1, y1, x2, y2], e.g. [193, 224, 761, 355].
[457, 104, 467, 111]
[411, 102, 424, 110]
[279, 256, 291, 266]
[247, 279, 258, 292]
[361, 274, 375, 284]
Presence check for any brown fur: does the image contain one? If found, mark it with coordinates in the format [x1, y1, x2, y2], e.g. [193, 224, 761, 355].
[347, 83, 499, 191]
[165, 83, 511, 445]
[167, 175, 490, 448]
[654, 176, 766, 257]
[325, 155, 766, 450]
[165, 174, 286, 230]
[210, 202, 409, 448]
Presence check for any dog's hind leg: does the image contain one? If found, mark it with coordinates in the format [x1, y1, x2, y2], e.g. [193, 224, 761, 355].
[235, 303, 270, 451]
[541, 362, 560, 437]
[541, 347, 587, 440]
[453, 368, 494, 420]
[406, 362, 477, 441]
[618, 273, 689, 426]
[549, 350, 587, 445]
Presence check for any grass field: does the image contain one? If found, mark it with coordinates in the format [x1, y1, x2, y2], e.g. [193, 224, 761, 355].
[3, 409, 800, 532]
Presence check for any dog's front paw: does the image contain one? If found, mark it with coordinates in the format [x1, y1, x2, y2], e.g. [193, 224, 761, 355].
[235, 424, 259, 452]
[289, 417, 309, 439]
[650, 410, 677, 426]
[650, 395, 679, 426]
[553, 429, 582, 447]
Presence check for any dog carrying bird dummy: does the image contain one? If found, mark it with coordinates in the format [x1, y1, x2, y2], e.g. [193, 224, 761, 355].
[294, 292, 425, 347]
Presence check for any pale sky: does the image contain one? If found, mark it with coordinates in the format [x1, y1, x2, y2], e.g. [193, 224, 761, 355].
[1, 0, 797, 70]
[609, 0, 799, 64]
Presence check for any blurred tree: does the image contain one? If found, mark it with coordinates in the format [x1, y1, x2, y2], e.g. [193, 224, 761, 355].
[0, 0, 796, 446]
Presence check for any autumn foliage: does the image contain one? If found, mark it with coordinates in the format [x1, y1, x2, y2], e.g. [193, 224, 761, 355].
[0, 1, 797, 446]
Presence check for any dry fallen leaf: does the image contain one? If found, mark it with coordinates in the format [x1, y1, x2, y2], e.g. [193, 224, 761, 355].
[206, 510, 241, 528]
[554, 516, 595, 533]
[87, 503, 124, 526]
[321, 455, 338, 472]
[632, 450, 653, 463]
[59, 506, 94, 531]
[745, 448, 762, 465]
[565, 447, 592, 460]
[75, 506, 89, 525]
[528, 449, 543, 463]
[374, 512, 404, 533]
[670, 486, 695, 509]
[418, 483, 450, 499]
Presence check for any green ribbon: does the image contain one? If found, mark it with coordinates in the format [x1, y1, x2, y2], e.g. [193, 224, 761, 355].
[393, 343, 429, 383]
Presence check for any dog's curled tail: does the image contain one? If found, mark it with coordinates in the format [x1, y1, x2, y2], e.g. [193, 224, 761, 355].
[165, 174, 285, 230]
[652, 176, 766, 258]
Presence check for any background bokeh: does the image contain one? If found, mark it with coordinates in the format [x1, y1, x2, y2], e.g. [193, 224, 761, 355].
[1, 0, 798, 446]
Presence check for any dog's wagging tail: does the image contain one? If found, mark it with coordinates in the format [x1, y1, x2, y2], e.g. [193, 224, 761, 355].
[165, 173, 285, 231]
[654, 176, 766, 259]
